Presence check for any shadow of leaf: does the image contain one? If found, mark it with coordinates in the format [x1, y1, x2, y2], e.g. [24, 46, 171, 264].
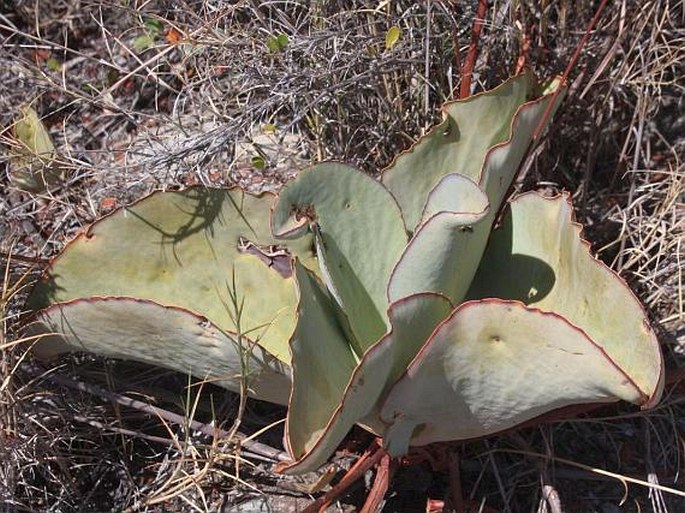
[466, 211, 556, 304]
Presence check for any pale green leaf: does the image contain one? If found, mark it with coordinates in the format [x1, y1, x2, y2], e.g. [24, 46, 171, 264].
[30, 188, 317, 365]
[282, 262, 358, 466]
[388, 174, 490, 303]
[468, 193, 664, 406]
[381, 71, 536, 231]
[387, 79, 565, 304]
[280, 292, 452, 474]
[381, 300, 650, 456]
[31, 298, 291, 405]
[272, 163, 408, 355]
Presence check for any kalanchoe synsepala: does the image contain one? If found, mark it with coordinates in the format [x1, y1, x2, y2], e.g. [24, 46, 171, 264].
[27, 71, 664, 475]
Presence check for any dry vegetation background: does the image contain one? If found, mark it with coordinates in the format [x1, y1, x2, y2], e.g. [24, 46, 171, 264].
[0, 1, 683, 512]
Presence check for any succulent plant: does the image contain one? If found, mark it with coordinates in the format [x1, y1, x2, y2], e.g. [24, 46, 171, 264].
[27, 71, 664, 475]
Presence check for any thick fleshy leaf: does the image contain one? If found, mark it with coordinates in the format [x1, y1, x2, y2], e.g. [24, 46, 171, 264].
[30, 298, 291, 405]
[280, 292, 452, 475]
[282, 262, 357, 470]
[468, 193, 664, 406]
[387, 81, 565, 304]
[380, 300, 650, 456]
[30, 188, 314, 364]
[475, 85, 564, 211]
[419, 174, 489, 223]
[381, 71, 535, 231]
[272, 163, 408, 354]
[388, 175, 490, 302]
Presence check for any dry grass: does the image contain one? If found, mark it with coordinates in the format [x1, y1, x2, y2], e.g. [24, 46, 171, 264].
[1, 1, 683, 511]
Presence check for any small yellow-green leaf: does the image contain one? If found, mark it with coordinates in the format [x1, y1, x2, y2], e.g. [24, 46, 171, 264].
[266, 35, 280, 52]
[276, 33, 289, 48]
[9, 106, 62, 192]
[385, 26, 401, 50]
[144, 18, 164, 34]
[266, 33, 289, 53]
[542, 75, 564, 95]
[46, 58, 61, 71]
[262, 123, 277, 134]
[134, 34, 155, 51]
[13, 107, 54, 157]
[251, 155, 266, 170]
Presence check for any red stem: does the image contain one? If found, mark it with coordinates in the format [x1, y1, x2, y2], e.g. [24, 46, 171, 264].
[494, 0, 612, 225]
[514, 24, 531, 75]
[360, 452, 395, 513]
[300, 439, 387, 513]
[532, 0, 611, 140]
[459, 0, 489, 99]
[447, 450, 465, 513]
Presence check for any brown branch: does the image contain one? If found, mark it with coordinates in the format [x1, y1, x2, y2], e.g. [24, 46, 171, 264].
[22, 363, 290, 462]
[0, 251, 49, 265]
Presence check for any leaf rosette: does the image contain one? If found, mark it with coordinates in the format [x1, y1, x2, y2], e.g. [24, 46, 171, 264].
[27, 71, 663, 475]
